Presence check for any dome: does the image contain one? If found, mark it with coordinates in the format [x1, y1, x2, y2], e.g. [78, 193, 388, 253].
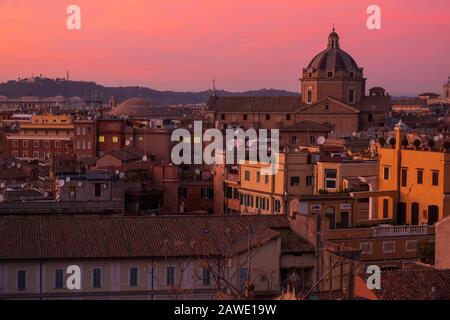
[118, 98, 155, 108]
[109, 97, 159, 118]
[307, 30, 359, 72]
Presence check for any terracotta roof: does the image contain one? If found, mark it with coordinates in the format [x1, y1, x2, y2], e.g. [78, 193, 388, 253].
[207, 96, 301, 113]
[361, 269, 450, 300]
[105, 147, 145, 162]
[357, 95, 392, 112]
[0, 215, 297, 261]
[278, 229, 315, 253]
[281, 120, 331, 132]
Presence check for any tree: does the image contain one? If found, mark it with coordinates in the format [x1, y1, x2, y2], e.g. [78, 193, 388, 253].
[389, 138, 396, 148]
[401, 136, 409, 148]
[413, 139, 421, 150]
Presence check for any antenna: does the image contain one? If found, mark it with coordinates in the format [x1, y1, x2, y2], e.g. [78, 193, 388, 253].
[212, 78, 216, 96]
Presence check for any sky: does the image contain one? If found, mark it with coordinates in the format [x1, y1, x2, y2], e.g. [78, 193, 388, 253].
[0, 0, 449, 96]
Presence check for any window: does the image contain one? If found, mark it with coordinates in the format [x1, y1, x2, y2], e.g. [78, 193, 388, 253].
[129, 268, 139, 287]
[291, 136, 298, 144]
[428, 205, 439, 225]
[383, 241, 396, 254]
[265, 114, 270, 121]
[202, 268, 211, 286]
[401, 168, 408, 187]
[348, 88, 355, 104]
[12, 140, 18, 148]
[309, 135, 316, 145]
[306, 176, 314, 187]
[327, 71, 333, 78]
[417, 170, 423, 184]
[44, 140, 50, 148]
[406, 240, 418, 253]
[179, 187, 187, 199]
[76, 127, 81, 135]
[221, 114, 225, 120]
[201, 188, 214, 199]
[324, 169, 337, 189]
[349, 72, 354, 78]
[94, 183, 102, 197]
[33, 140, 39, 148]
[92, 268, 102, 288]
[112, 136, 119, 143]
[17, 270, 27, 291]
[290, 176, 300, 186]
[244, 171, 250, 181]
[33, 151, 39, 159]
[368, 114, 373, 122]
[166, 266, 175, 286]
[256, 172, 260, 183]
[82, 127, 87, 136]
[274, 200, 281, 213]
[383, 167, 390, 180]
[264, 175, 269, 184]
[286, 114, 291, 121]
[55, 269, 64, 289]
[359, 242, 373, 255]
[243, 114, 248, 121]
[432, 171, 439, 186]
[69, 186, 76, 198]
[239, 267, 248, 290]
[233, 188, 239, 200]
[22, 151, 28, 158]
[98, 136, 105, 143]
[55, 140, 61, 149]
[307, 87, 312, 104]
[382, 199, 389, 219]
[22, 140, 28, 148]
[12, 151, 18, 158]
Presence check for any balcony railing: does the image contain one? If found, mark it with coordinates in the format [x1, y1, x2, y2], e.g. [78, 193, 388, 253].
[372, 225, 428, 237]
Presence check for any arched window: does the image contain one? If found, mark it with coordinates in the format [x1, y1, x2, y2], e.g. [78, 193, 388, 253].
[307, 87, 313, 104]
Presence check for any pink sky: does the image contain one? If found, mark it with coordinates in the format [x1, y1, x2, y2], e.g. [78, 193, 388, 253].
[0, 0, 448, 95]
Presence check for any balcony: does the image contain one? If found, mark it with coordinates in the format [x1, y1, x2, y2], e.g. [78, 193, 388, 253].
[372, 225, 429, 238]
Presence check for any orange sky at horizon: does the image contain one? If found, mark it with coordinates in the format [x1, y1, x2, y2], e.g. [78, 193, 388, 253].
[0, 0, 449, 95]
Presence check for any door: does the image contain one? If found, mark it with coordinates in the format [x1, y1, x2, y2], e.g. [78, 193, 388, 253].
[411, 203, 419, 225]
[428, 205, 439, 225]
[340, 212, 349, 229]
[397, 202, 406, 225]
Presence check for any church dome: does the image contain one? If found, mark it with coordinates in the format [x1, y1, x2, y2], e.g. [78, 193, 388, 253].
[307, 29, 360, 72]
[109, 97, 158, 118]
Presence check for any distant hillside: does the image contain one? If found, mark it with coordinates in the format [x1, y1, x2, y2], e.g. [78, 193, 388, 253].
[0, 77, 298, 106]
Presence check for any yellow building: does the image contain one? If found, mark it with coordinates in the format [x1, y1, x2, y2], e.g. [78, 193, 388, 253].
[223, 152, 316, 215]
[377, 123, 450, 225]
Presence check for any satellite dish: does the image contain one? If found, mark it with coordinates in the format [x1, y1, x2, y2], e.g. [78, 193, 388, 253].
[352, 132, 357, 137]
[77, 181, 83, 187]
[125, 140, 131, 146]
[0, 183, 5, 189]
[142, 155, 148, 162]
[129, 137, 133, 141]
[195, 169, 201, 176]
[317, 136, 326, 145]
[43, 191, 49, 198]
[65, 177, 71, 183]
[58, 180, 65, 187]
[11, 162, 16, 167]
[115, 170, 120, 176]
[17, 163, 21, 169]
[118, 172, 125, 179]
[433, 136, 440, 142]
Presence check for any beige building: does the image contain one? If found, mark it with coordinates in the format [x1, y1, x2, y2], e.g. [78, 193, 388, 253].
[0, 215, 315, 300]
